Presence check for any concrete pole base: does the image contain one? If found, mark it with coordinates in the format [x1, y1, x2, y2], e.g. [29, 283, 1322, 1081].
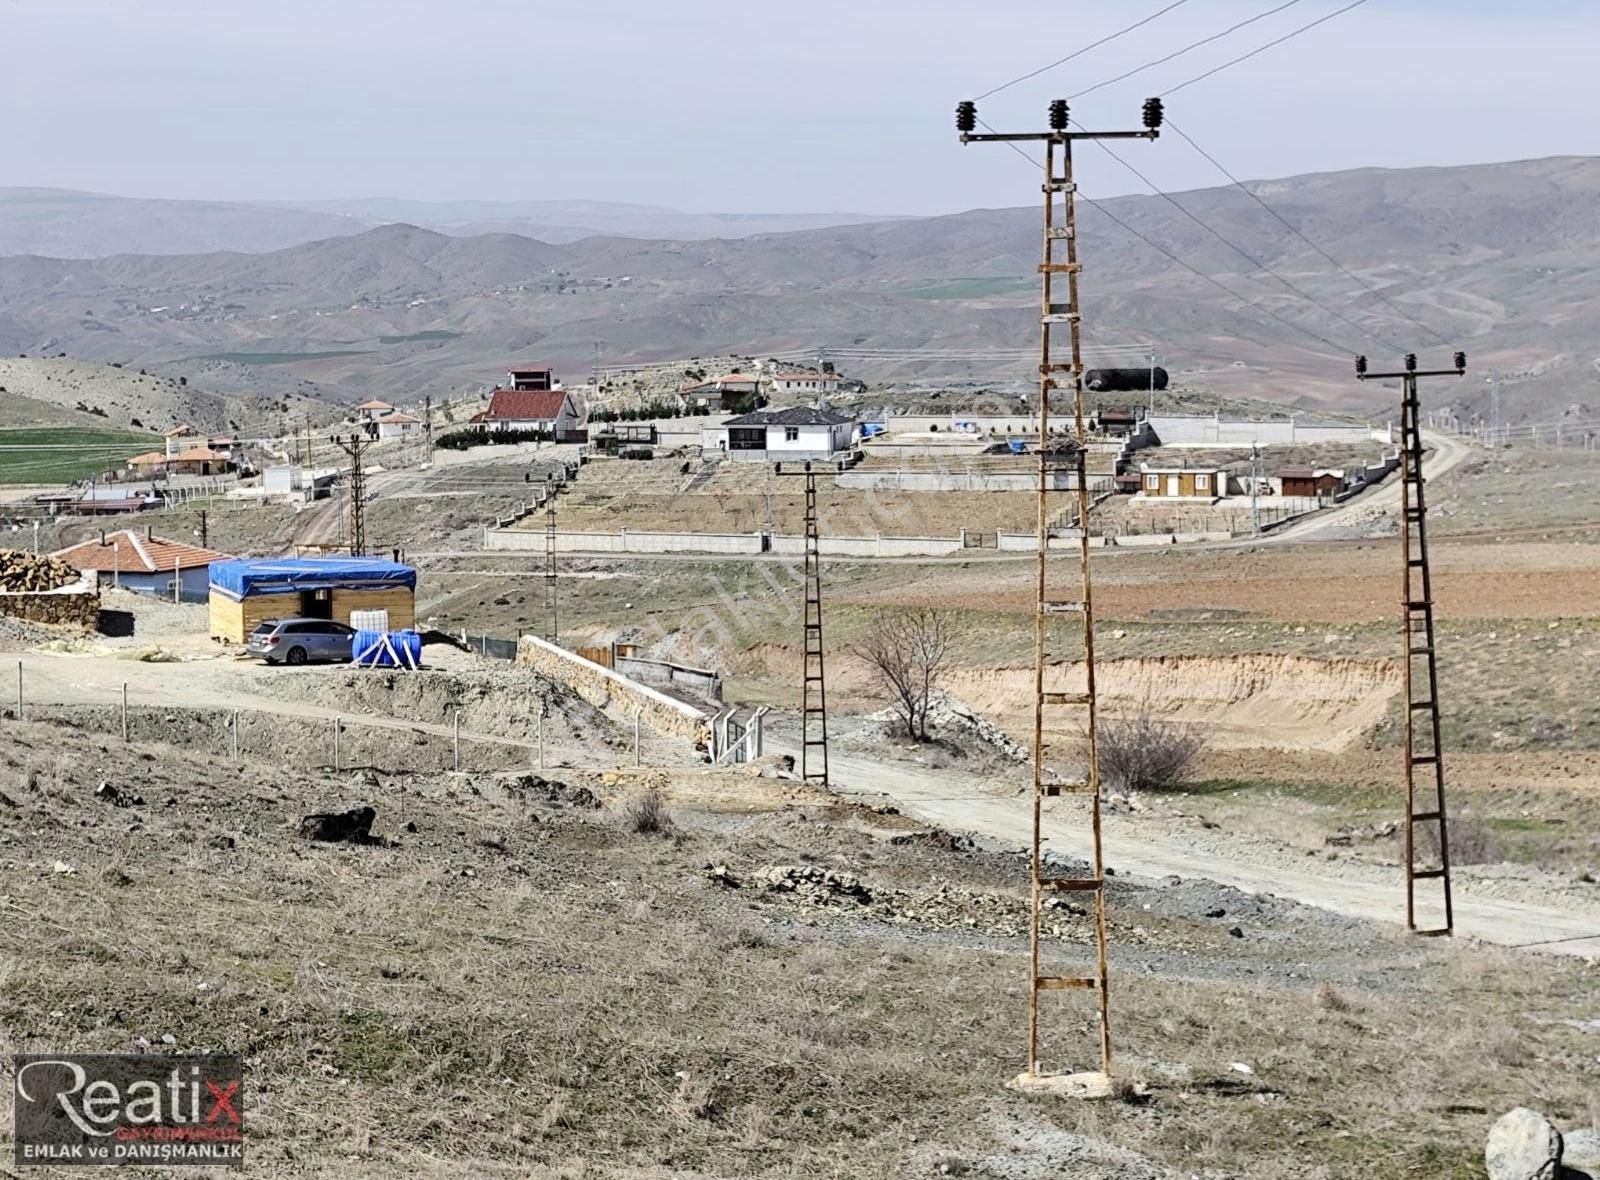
[1006, 1070, 1116, 1100]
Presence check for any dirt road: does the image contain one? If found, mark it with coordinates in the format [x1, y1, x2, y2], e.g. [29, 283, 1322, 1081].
[782, 741, 1600, 958]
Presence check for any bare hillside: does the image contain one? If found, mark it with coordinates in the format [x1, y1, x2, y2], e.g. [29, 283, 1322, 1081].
[0, 158, 1596, 419]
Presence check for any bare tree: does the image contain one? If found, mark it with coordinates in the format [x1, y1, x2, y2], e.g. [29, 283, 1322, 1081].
[1095, 706, 1203, 793]
[855, 608, 950, 741]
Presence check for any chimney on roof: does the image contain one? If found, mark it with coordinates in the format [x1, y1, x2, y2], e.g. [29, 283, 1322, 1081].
[100, 530, 106, 546]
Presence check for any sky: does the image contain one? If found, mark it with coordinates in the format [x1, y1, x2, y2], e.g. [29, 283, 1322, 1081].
[1, 0, 1595, 215]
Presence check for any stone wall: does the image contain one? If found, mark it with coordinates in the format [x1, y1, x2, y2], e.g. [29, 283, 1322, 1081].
[516, 634, 711, 745]
[0, 572, 100, 629]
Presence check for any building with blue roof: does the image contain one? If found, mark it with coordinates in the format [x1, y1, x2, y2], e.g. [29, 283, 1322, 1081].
[207, 555, 417, 643]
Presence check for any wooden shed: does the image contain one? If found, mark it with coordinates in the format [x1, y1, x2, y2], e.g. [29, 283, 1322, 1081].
[1278, 467, 1344, 499]
[207, 556, 417, 643]
[1137, 465, 1227, 500]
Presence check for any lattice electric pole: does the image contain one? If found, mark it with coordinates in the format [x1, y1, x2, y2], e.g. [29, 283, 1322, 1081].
[958, 95, 1162, 1084]
[1357, 351, 1465, 936]
[329, 433, 374, 556]
[777, 461, 828, 786]
[423, 395, 435, 465]
[543, 474, 559, 643]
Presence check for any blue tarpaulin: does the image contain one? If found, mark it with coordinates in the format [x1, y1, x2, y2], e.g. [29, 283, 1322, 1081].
[209, 557, 416, 601]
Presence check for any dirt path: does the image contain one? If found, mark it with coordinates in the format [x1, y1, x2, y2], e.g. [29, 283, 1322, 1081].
[782, 741, 1600, 958]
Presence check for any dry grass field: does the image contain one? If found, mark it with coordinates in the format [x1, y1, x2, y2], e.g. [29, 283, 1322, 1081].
[2, 719, 1596, 1179]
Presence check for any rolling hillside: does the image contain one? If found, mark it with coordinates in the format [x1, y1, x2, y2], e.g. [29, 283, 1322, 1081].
[0, 157, 1595, 422]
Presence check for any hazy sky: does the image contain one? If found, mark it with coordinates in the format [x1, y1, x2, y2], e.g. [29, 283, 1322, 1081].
[2, 0, 1594, 214]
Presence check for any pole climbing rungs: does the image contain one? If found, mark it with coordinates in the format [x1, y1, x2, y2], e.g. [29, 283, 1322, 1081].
[1041, 361, 1081, 373]
[1412, 927, 1452, 938]
[1412, 810, 1443, 822]
[1043, 779, 1093, 795]
[1041, 311, 1081, 325]
[1046, 225, 1073, 239]
[1037, 262, 1082, 275]
[1405, 601, 1432, 611]
[1411, 868, 1448, 880]
[1043, 180, 1076, 193]
[1042, 691, 1092, 706]
[1411, 755, 1439, 767]
[1035, 976, 1097, 991]
[1040, 877, 1102, 891]
[1408, 700, 1435, 710]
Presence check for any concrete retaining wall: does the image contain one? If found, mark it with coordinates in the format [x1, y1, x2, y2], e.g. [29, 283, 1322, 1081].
[486, 529, 765, 555]
[1148, 414, 1390, 446]
[0, 572, 100, 629]
[837, 469, 1088, 493]
[515, 635, 711, 743]
[768, 533, 965, 558]
[614, 654, 723, 701]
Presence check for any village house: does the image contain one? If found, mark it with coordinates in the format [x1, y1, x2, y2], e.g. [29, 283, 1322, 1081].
[355, 399, 395, 422]
[127, 447, 234, 478]
[54, 529, 232, 598]
[680, 373, 761, 412]
[375, 412, 423, 440]
[470, 388, 582, 436]
[1137, 464, 1228, 501]
[162, 424, 237, 461]
[702, 406, 855, 461]
[1095, 406, 1138, 437]
[769, 369, 841, 399]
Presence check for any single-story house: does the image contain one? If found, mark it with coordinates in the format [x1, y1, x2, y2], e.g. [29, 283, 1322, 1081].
[162, 425, 236, 460]
[54, 529, 233, 598]
[355, 400, 395, 421]
[1097, 406, 1138, 436]
[128, 447, 233, 477]
[1137, 464, 1227, 500]
[506, 364, 558, 392]
[1113, 471, 1143, 494]
[679, 374, 761, 412]
[702, 406, 855, 461]
[469, 387, 582, 435]
[769, 369, 840, 399]
[208, 555, 417, 643]
[1278, 467, 1345, 498]
[375, 412, 422, 439]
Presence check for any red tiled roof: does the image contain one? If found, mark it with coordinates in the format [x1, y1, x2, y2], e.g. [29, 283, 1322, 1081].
[355, 399, 395, 411]
[127, 451, 168, 466]
[163, 424, 197, 438]
[379, 413, 420, 424]
[54, 531, 233, 574]
[170, 447, 227, 462]
[482, 388, 569, 422]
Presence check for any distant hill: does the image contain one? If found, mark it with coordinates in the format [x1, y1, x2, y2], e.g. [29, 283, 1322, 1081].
[0, 189, 907, 258]
[0, 158, 1595, 424]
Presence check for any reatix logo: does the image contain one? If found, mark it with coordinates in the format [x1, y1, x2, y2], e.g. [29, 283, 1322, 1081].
[12, 1054, 243, 1167]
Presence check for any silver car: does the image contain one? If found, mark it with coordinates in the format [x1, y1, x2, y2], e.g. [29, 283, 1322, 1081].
[247, 618, 356, 666]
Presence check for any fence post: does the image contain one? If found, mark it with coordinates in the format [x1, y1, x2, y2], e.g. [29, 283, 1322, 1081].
[453, 711, 461, 772]
[231, 711, 240, 762]
[634, 710, 641, 768]
[537, 710, 545, 771]
[15, 661, 21, 721]
[333, 718, 342, 771]
[121, 682, 129, 741]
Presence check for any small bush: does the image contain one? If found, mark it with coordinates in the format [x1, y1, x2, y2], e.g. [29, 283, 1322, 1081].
[625, 789, 672, 835]
[1096, 708, 1203, 793]
[1420, 811, 1502, 866]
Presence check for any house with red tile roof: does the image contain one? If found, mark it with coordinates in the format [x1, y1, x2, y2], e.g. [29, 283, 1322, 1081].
[469, 388, 581, 435]
[54, 529, 234, 598]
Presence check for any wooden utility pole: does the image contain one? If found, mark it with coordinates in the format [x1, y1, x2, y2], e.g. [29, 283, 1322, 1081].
[1357, 351, 1465, 937]
[957, 95, 1162, 1084]
[329, 433, 374, 556]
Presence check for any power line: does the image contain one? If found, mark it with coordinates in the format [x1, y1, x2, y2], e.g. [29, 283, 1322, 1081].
[975, 119, 1352, 355]
[1164, 118, 1452, 346]
[1160, 0, 1373, 97]
[1077, 123, 1404, 351]
[974, 0, 1194, 101]
[1066, 0, 1305, 103]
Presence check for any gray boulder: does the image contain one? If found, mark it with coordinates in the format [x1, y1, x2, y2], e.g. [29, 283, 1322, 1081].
[1485, 1108, 1562, 1180]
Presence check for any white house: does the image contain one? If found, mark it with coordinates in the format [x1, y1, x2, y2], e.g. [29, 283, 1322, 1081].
[769, 369, 840, 399]
[376, 412, 422, 439]
[354, 400, 395, 422]
[702, 407, 855, 461]
[469, 387, 582, 435]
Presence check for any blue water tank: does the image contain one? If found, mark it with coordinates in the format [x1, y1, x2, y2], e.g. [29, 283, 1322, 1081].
[352, 629, 424, 668]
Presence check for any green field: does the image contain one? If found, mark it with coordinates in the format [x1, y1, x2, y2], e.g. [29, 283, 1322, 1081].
[195, 350, 372, 366]
[0, 427, 154, 485]
[378, 330, 462, 344]
[892, 275, 1032, 300]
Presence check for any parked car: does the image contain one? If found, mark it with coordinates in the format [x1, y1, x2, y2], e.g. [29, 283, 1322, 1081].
[247, 618, 356, 666]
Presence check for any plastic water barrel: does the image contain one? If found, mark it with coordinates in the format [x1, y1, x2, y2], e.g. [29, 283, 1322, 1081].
[351, 629, 423, 668]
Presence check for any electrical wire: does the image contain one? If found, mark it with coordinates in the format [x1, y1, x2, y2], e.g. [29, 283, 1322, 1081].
[974, 117, 1356, 355]
[974, 0, 1194, 102]
[1163, 117, 1452, 345]
[1076, 122, 1409, 351]
[1065, 0, 1304, 103]
[1159, 0, 1372, 97]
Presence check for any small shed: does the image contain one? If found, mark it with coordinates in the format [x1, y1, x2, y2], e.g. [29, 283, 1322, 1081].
[1138, 465, 1226, 500]
[208, 556, 417, 643]
[1278, 467, 1344, 498]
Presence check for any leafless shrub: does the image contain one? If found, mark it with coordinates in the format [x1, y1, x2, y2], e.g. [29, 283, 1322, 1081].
[1313, 982, 1354, 1013]
[1096, 707, 1203, 793]
[854, 608, 950, 741]
[625, 789, 673, 835]
[1419, 812, 1502, 866]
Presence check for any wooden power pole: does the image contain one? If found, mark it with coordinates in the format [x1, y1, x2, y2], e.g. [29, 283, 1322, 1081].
[1357, 351, 1466, 936]
[957, 95, 1162, 1086]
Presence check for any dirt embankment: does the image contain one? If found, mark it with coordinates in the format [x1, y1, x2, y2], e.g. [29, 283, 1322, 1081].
[944, 654, 1400, 753]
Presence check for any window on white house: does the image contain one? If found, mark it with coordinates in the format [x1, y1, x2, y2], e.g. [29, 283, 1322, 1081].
[1196, 473, 1210, 490]
[784, 427, 799, 442]
[1145, 474, 1159, 489]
